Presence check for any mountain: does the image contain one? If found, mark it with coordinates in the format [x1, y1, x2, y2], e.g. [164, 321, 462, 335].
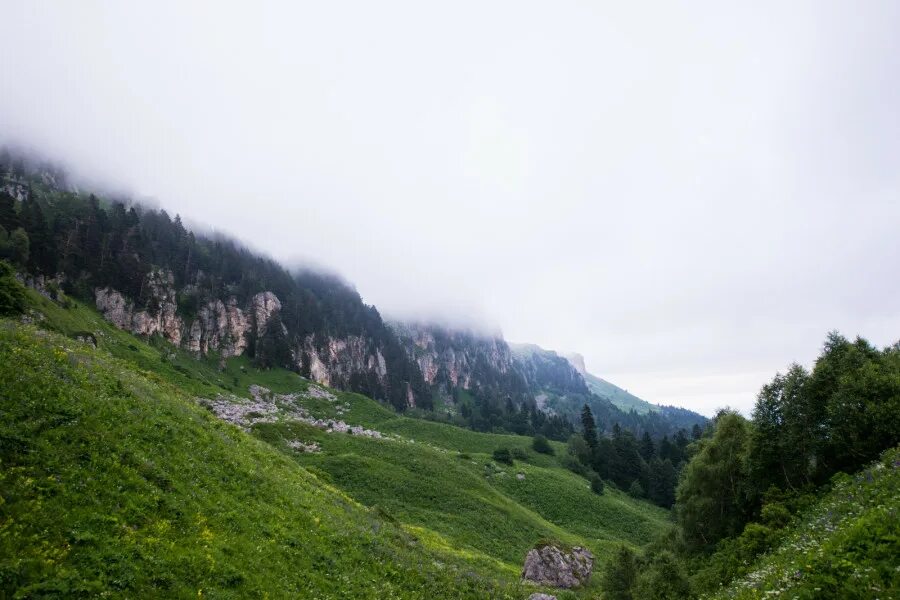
[565, 352, 657, 414]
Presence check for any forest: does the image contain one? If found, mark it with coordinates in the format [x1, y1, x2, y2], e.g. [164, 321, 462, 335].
[594, 331, 900, 598]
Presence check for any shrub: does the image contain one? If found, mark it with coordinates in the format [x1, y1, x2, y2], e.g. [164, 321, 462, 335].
[493, 448, 513, 465]
[511, 448, 528, 461]
[561, 454, 590, 476]
[590, 473, 605, 495]
[532, 434, 555, 455]
[628, 480, 645, 498]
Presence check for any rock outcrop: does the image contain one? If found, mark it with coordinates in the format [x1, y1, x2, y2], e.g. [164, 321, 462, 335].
[391, 322, 528, 405]
[95, 270, 183, 346]
[95, 269, 284, 358]
[296, 334, 387, 390]
[521, 543, 593, 589]
[527, 594, 557, 600]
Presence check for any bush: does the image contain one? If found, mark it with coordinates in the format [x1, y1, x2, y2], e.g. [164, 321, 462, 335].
[590, 473, 605, 495]
[561, 454, 590, 476]
[493, 448, 513, 465]
[628, 480, 645, 498]
[511, 448, 528, 461]
[532, 434, 555, 455]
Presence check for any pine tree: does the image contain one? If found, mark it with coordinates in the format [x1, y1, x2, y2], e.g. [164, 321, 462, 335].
[600, 545, 637, 600]
[581, 404, 598, 449]
[639, 431, 655, 461]
[0, 192, 18, 232]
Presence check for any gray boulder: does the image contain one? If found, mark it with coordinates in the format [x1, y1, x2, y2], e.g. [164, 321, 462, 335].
[521, 543, 593, 588]
[528, 594, 557, 600]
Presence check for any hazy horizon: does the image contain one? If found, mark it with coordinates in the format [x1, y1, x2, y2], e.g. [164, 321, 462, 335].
[2, 1, 898, 416]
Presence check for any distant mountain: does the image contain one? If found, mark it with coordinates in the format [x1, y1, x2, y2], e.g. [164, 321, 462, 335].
[564, 352, 658, 414]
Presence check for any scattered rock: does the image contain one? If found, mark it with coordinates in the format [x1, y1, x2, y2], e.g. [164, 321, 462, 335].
[521, 543, 593, 589]
[201, 384, 385, 439]
[528, 594, 557, 600]
[517, 473, 526, 481]
[287, 440, 321, 453]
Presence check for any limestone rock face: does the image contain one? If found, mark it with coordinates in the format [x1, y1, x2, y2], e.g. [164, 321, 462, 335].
[187, 297, 250, 357]
[250, 291, 282, 337]
[521, 544, 593, 589]
[296, 335, 388, 392]
[393, 322, 517, 391]
[94, 269, 284, 359]
[95, 269, 183, 346]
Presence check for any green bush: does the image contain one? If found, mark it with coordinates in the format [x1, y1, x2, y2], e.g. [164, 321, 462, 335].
[590, 473, 605, 495]
[628, 480, 645, 498]
[532, 434, 555, 455]
[493, 448, 513, 465]
[511, 448, 528, 461]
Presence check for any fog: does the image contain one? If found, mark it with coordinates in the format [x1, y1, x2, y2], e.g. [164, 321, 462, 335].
[2, 1, 898, 415]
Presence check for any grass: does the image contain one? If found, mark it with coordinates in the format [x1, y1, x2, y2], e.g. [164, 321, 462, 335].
[0, 322, 530, 598]
[2, 292, 674, 597]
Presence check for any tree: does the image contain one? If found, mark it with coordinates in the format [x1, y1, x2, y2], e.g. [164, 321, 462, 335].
[600, 545, 637, 600]
[632, 551, 691, 600]
[0, 191, 18, 232]
[9, 228, 29, 268]
[0, 260, 26, 315]
[676, 411, 752, 551]
[590, 473, 605, 495]
[581, 404, 598, 449]
[647, 457, 677, 508]
[639, 431, 655, 461]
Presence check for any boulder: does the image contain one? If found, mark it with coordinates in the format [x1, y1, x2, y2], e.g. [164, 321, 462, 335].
[521, 543, 593, 588]
[528, 594, 557, 600]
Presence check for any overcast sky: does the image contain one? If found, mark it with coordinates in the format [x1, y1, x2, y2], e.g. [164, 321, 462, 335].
[2, 1, 899, 415]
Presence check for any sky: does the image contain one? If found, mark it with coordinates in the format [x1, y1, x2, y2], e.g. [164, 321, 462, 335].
[2, 1, 899, 416]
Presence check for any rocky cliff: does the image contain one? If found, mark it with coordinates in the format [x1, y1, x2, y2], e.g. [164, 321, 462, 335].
[94, 269, 397, 404]
[510, 343, 589, 397]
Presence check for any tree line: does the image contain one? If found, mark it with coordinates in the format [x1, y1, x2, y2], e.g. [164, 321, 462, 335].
[598, 331, 900, 599]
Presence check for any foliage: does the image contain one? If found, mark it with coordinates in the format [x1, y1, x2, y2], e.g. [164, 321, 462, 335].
[493, 447, 514, 465]
[590, 473, 605, 495]
[0, 259, 26, 315]
[532, 434, 555, 455]
[632, 551, 691, 600]
[600, 544, 637, 600]
[676, 411, 752, 551]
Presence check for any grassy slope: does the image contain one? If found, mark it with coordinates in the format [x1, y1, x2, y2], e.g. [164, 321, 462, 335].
[0, 322, 523, 599]
[2, 292, 671, 597]
[709, 447, 900, 600]
[583, 372, 657, 415]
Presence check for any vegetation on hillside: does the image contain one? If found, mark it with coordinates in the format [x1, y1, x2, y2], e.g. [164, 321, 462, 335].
[597, 332, 900, 599]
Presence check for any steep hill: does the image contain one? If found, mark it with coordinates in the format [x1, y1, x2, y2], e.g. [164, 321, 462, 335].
[0, 286, 672, 597]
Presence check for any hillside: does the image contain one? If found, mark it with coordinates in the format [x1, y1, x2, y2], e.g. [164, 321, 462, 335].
[0, 285, 671, 597]
[709, 447, 900, 599]
[583, 371, 656, 415]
